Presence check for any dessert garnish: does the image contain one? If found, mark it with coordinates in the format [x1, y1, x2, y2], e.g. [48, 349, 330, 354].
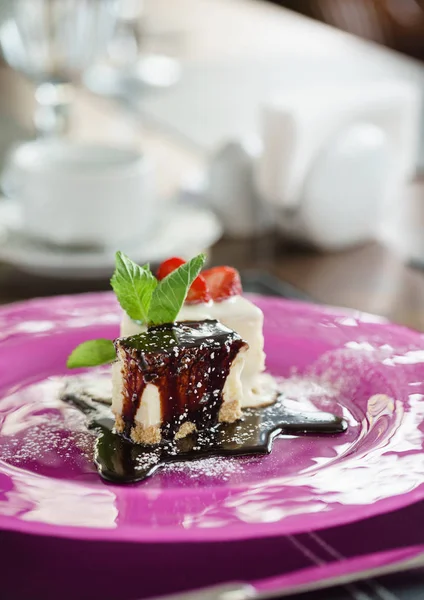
[64, 251, 347, 483]
[157, 256, 212, 304]
[67, 252, 207, 369]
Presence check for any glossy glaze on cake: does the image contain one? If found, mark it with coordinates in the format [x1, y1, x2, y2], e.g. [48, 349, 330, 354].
[112, 320, 248, 444]
[121, 295, 271, 408]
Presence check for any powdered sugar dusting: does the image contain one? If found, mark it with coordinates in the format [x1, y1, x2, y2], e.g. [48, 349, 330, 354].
[0, 413, 96, 472]
[0, 369, 351, 485]
[0, 377, 97, 474]
[276, 374, 340, 415]
[162, 455, 249, 482]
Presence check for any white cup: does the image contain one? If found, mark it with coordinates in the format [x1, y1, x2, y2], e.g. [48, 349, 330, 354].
[2, 140, 156, 249]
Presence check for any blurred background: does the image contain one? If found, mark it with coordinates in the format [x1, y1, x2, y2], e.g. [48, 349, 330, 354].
[277, 0, 424, 61]
[2, 0, 424, 329]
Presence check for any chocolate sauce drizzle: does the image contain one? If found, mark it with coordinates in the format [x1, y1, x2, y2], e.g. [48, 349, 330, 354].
[116, 321, 246, 439]
[62, 387, 347, 484]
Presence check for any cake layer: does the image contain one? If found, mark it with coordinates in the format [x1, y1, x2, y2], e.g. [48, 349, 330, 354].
[120, 295, 266, 407]
[112, 320, 248, 444]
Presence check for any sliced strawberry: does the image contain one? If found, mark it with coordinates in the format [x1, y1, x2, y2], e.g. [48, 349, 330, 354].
[156, 257, 186, 280]
[202, 266, 242, 302]
[156, 256, 211, 304]
[186, 274, 210, 304]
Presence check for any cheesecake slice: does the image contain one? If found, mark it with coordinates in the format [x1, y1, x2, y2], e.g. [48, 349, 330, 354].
[121, 296, 267, 408]
[112, 320, 248, 444]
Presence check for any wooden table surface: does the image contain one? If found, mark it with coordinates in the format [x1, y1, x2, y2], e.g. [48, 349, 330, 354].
[1, 0, 424, 331]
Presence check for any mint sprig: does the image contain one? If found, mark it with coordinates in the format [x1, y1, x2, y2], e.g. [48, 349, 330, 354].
[111, 251, 157, 323]
[148, 254, 206, 325]
[66, 252, 207, 369]
[67, 339, 116, 369]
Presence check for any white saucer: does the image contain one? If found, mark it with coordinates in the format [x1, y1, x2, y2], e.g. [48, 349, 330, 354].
[0, 200, 222, 279]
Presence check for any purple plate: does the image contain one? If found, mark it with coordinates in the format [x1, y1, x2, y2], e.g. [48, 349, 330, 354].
[1, 292, 424, 543]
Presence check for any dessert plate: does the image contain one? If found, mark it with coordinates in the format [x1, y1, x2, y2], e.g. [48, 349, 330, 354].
[1, 292, 424, 543]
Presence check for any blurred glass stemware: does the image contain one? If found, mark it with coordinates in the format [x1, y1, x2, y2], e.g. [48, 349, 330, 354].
[111, 0, 181, 88]
[84, 0, 181, 97]
[0, 0, 119, 137]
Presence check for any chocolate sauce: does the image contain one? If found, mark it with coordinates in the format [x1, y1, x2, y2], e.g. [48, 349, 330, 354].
[115, 321, 246, 439]
[62, 387, 347, 484]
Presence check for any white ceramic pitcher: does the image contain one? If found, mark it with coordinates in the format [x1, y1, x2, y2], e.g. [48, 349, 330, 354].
[255, 82, 420, 250]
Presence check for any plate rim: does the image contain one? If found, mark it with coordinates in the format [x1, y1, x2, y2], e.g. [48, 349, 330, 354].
[1, 291, 424, 543]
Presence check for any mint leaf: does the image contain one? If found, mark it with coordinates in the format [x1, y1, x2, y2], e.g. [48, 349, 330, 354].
[111, 251, 157, 323]
[67, 339, 116, 369]
[148, 253, 206, 325]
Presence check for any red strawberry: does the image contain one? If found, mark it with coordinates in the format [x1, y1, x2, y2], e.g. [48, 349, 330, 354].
[156, 257, 211, 304]
[156, 257, 185, 280]
[202, 266, 242, 302]
[186, 274, 210, 304]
